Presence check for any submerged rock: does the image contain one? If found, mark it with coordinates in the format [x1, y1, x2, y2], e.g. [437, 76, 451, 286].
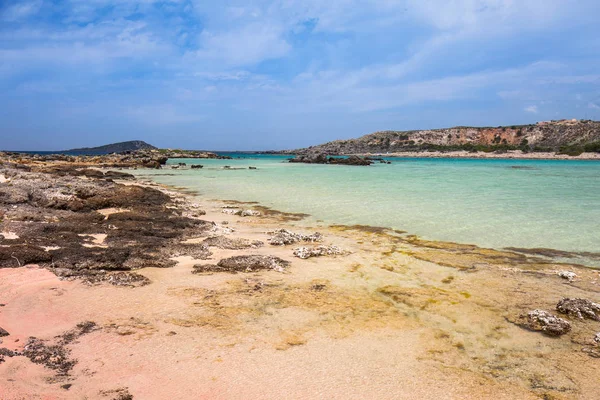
[520, 309, 571, 336]
[556, 298, 600, 320]
[268, 229, 323, 246]
[293, 245, 345, 259]
[193, 255, 290, 274]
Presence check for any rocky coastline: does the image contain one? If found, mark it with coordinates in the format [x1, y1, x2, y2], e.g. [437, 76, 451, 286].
[1, 156, 600, 399]
[285, 119, 600, 160]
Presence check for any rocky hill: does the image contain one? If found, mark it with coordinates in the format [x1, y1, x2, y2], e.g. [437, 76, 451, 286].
[66, 140, 157, 155]
[291, 119, 600, 155]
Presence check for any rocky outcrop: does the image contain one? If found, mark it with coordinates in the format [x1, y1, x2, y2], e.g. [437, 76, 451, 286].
[289, 119, 600, 155]
[289, 152, 373, 166]
[0, 162, 214, 286]
[0, 150, 169, 169]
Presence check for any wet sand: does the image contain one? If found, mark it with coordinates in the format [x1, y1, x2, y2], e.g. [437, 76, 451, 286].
[1, 177, 600, 399]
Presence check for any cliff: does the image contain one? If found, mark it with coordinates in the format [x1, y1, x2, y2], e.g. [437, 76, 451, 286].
[290, 119, 600, 155]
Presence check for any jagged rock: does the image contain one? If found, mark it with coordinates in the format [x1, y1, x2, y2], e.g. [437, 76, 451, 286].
[289, 152, 328, 164]
[293, 245, 344, 259]
[104, 171, 135, 180]
[193, 255, 290, 274]
[328, 155, 373, 166]
[289, 152, 372, 166]
[0, 327, 9, 337]
[221, 208, 261, 217]
[240, 210, 261, 217]
[595, 333, 600, 344]
[202, 235, 263, 250]
[556, 298, 600, 320]
[191, 165, 203, 169]
[268, 229, 323, 246]
[519, 309, 571, 336]
[558, 271, 577, 282]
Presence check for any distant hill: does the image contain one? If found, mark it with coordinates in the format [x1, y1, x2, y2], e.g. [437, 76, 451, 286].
[289, 119, 600, 155]
[66, 140, 157, 155]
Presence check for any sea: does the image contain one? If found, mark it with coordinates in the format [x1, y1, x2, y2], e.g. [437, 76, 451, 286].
[135, 154, 600, 267]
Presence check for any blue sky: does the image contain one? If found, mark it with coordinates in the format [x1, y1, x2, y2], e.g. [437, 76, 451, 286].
[1, 0, 600, 150]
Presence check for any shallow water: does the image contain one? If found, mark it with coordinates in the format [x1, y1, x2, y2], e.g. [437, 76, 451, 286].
[137, 155, 600, 266]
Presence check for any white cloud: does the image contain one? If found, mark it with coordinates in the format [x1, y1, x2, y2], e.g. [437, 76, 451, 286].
[1, 1, 42, 21]
[525, 105, 538, 113]
[188, 23, 291, 67]
[589, 102, 600, 111]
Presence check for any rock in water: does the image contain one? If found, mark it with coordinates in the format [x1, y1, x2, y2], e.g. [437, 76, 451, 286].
[556, 298, 600, 320]
[0, 327, 9, 337]
[520, 309, 571, 336]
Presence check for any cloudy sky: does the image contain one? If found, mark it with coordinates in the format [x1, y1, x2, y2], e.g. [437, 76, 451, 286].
[1, 0, 600, 150]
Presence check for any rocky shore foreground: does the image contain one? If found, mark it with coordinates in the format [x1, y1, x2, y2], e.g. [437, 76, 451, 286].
[1, 156, 600, 399]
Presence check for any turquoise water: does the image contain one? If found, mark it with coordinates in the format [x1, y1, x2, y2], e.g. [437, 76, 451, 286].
[136, 155, 600, 265]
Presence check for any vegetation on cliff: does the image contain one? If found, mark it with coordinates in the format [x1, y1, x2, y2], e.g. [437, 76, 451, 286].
[290, 119, 600, 156]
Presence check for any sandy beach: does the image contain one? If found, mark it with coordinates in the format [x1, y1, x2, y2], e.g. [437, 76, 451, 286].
[0, 161, 599, 399]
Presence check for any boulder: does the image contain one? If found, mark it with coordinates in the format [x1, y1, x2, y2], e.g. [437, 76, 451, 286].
[556, 298, 600, 320]
[268, 229, 323, 246]
[293, 245, 344, 259]
[519, 309, 571, 336]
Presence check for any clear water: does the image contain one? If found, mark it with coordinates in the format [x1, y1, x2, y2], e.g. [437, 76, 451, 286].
[136, 155, 600, 266]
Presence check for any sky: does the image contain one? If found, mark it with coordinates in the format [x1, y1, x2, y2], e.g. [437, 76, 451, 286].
[1, 1, 600, 151]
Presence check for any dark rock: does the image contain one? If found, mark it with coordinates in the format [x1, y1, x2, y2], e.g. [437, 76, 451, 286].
[104, 171, 135, 180]
[193, 255, 290, 274]
[556, 298, 600, 320]
[289, 152, 372, 166]
[191, 165, 204, 169]
[329, 155, 373, 166]
[288, 152, 328, 164]
[0, 244, 52, 268]
[202, 235, 263, 250]
[0, 327, 9, 337]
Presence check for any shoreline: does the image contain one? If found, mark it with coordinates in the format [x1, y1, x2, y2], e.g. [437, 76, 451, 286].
[344, 151, 600, 160]
[1, 161, 600, 399]
[264, 150, 600, 160]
